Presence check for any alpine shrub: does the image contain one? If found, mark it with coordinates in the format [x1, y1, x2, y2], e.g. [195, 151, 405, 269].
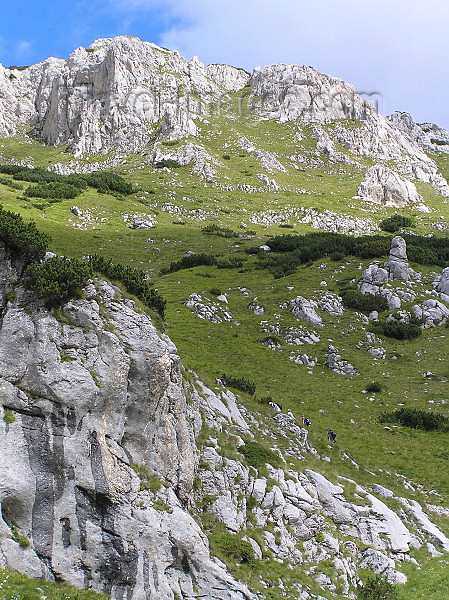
[88, 254, 166, 318]
[26, 256, 93, 306]
[380, 408, 449, 431]
[356, 574, 398, 600]
[214, 533, 255, 564]
[155, 159, 182, 169]
[366, 382, 382, 393]
[380, 214, 414, 233]
[24, 182, 81, 199]
[221, 374, 256, 395]
[160, 253, 217, 274]
[238, 440, 282, 469]
[340, 289, 388, 314]
[86, 171, 134, 195]
[0, 206, 51, 261]
[372, 319, 422, 340]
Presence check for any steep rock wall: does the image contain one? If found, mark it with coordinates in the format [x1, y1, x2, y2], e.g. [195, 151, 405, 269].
[0, 250, 252, 600]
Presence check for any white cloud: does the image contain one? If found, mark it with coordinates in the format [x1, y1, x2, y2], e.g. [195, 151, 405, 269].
[105, 0, 449, 127]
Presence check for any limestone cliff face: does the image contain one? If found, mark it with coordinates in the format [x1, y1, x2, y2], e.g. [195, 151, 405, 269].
[0, 247, 252, 600]
[1, 37, 250, 157]
[1, 36, 448, 200]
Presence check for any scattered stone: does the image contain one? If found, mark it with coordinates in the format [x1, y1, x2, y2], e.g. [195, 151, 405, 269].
[325, 345, 358, 376]
[289, 296, 323, 327]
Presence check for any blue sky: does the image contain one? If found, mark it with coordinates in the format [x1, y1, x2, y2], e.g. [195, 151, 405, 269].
[1, 0, 448, 129]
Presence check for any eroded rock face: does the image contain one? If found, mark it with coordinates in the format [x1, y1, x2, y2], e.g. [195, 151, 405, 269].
[1, 38, 249, 157]
[384, 236, 410, 281]
[388, 111, 449, 155]
[0, 267, 252, 599]
[358, 264, 389, 295]
[357, 165, 423, 206]
[2, 36, 449, 202]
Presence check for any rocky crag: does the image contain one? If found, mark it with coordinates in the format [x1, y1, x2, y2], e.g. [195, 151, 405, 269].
[1, 241, 449, 599]
[1, 36, 449, 203]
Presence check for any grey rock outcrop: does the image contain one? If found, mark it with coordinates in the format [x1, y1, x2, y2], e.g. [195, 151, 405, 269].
[149, 142, 219, 180]
[433, 267, 449, 297]
[388, 111, 449, 155]
[186, 293, 232, 323]
[289, 296, 323, 327]
[205, 64, 251, 92]
[1, 38, 249, 156]
[357, 165, 423, 206]
[325, 346, 358, 376]
[0, 265, 252, 599]
[358, 264, 389, 295]
[1, 36, 448, 203]
[412, 299, 449, 327]
[384, 236, 410, 281]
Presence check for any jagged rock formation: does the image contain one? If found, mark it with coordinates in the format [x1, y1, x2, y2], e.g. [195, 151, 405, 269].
[384, 236, 411, 281]
[359, 238, 412, 300]
[1, 35, 449, 199]
[433, 267, 449, 302]
[358, 263, 389, 295]
[388, 111, 449, 154]
[0, 247, 251, 600]
[288, 296, 323, 327]
[0, 37, 249, 156]
[357, 164, 423, 206]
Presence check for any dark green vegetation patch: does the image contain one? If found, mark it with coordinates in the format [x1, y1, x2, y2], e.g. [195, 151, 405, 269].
[0, 205, 51, 261]
[88, 254, 166, 318]
[380, 408, 449, 432]
[262, 232, 449, 277]
[26, 256, 93, 307]
[238, 440, 282, 469]
[380, 214, 414, 233]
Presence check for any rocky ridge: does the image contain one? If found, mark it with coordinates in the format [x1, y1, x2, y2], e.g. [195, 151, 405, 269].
[1, 35, 449, 203]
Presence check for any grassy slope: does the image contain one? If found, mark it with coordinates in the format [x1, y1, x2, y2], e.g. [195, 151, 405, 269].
[1, 112, 449, 598]
[0, 568, 108, 599]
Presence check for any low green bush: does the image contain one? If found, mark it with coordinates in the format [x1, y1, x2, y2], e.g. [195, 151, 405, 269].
[160, 253, 217, 274]
[380, 214, 414, 233]
[0, 164, 134, 196]
[340, 289, 388, 314]
[0, 206, 51, 262]
[356, 574, 398, 599]
[366, 382, 382, 393]
[24, 182, 81, 199]
[0, 176, 23, 190]
[216, 257, 244, 269]
[380, 408, 449, 431]
[86, 171, 134, 195]
[214, 533, 255, 564]
[221, 373, 256, 395]
[155, 159, 182, 169]
[238, 440, 282, 469]
[372, 319, 422, 340]
[26, 256, 93, 306]
[201, 224, 239, 238]
[88, 254, 166, 318]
